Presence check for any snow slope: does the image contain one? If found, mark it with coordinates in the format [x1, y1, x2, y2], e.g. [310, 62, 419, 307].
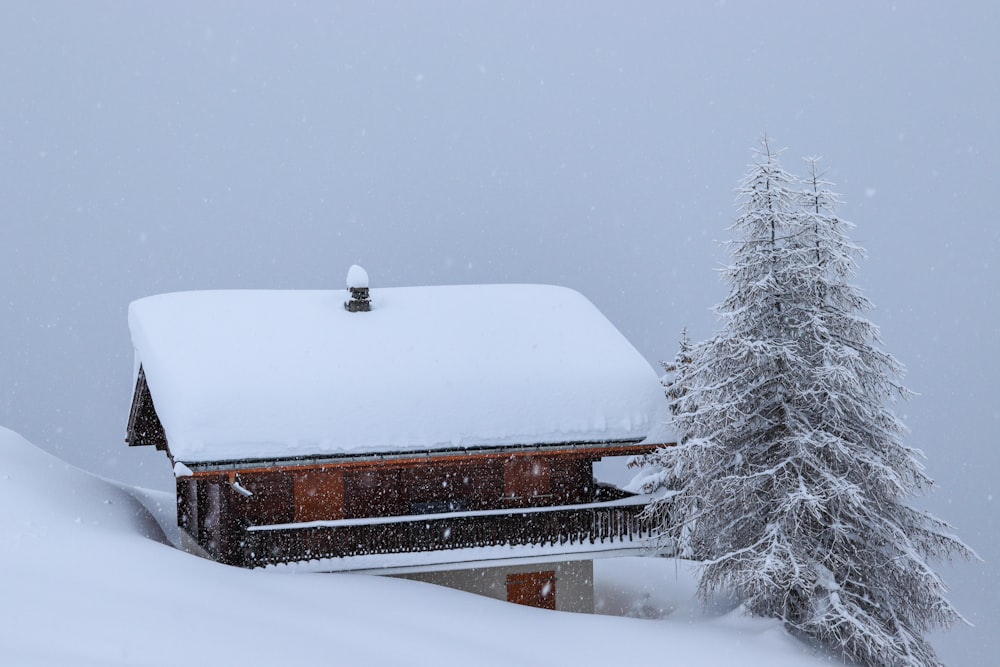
[0, 427, 837, 667]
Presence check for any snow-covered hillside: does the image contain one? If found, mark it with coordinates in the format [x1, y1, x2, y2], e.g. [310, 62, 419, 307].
[0, 426, 838, 667]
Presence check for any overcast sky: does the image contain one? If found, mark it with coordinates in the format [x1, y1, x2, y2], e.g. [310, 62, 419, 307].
[1, 3, 997, 663]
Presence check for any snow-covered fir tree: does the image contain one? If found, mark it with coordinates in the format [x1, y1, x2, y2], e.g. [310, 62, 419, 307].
[661, 328, 692, 410]
[639, 138, 974, 667]
[632, 329, 695, 556]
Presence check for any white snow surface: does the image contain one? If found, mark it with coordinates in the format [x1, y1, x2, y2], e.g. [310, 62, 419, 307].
[171, 461, 192, 478]
[0, 426, 837, 667]
[346, 263, 369, 288]
[128, 284, 668, 463]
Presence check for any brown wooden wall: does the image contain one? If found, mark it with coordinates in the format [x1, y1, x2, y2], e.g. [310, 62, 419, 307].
[176, 451, 623, 566]
[295, 470, 345, 522]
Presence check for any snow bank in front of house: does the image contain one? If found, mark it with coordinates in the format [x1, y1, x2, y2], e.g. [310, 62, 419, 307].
[129, 284, 669, 463]
[0, 426, 835, 667]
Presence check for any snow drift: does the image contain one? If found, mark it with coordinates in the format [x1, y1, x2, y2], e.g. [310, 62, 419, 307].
[0, 426, 835, 666]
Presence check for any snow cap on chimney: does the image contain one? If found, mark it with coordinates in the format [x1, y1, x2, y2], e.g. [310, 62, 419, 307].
[346, 264, 369, 290]
[345, 264, 371, 312]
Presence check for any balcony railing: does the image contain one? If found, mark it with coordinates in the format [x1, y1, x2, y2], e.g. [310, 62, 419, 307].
[241, 498, 650, 569]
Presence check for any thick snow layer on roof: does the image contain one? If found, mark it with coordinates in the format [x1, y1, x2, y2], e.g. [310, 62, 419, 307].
[129, 284, 667, 463]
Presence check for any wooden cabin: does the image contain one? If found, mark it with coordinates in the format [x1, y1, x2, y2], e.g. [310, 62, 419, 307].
[126, 276, 670, 612]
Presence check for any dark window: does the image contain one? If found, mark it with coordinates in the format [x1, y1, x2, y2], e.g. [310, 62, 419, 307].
[410, 499, 468, 515]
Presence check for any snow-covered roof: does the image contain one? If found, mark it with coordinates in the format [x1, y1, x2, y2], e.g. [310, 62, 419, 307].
[128, 284, 666, 463]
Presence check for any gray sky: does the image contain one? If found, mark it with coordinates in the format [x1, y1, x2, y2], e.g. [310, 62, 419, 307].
[2, 3, 996, 663]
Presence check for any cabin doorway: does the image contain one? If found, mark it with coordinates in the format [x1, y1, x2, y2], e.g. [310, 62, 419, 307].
[506, 570, 556, 610]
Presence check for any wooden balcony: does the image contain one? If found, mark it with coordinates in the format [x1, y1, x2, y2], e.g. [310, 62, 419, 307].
[240, 498, 650, 569]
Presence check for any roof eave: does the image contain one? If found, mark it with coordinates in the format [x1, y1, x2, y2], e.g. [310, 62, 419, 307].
[180, 439, 671, 475]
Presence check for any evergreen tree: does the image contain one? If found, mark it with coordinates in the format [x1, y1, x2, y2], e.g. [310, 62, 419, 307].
[639, 139, 974, 667]
[631, 329, 695, 556]
[661, 327, 692, 411]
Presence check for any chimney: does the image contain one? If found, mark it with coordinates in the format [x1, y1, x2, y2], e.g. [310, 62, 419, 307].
[344, 264, 371, 312]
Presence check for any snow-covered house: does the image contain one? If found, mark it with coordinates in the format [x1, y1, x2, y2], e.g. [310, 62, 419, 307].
[125, 273, 669, 612]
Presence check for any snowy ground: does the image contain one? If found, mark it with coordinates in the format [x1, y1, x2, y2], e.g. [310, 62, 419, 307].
[0, 426, 843, 667]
